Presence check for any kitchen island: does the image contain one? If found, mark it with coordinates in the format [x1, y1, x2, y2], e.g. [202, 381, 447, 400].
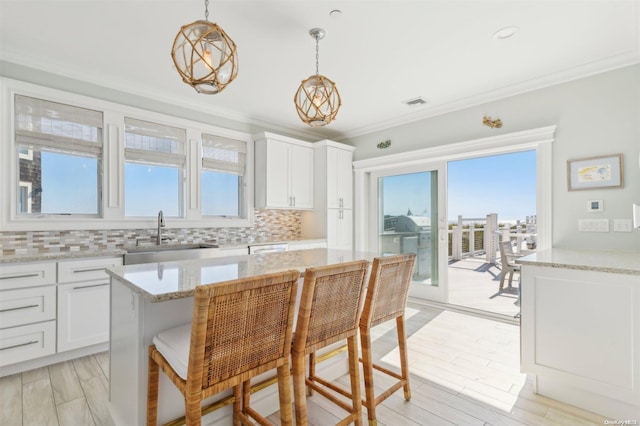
[518, 248, 640, 420]
[107, 248, 377, 426]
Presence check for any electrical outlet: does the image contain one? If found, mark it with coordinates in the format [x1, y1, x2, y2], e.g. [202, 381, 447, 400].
[613, 219, 632, 232]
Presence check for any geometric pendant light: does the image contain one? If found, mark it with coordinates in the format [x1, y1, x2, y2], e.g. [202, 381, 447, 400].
[171, 0, 238, 94]
[294, 28, 342, 126]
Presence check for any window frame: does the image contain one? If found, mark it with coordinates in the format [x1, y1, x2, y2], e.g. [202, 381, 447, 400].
[1, 78, 254, 231]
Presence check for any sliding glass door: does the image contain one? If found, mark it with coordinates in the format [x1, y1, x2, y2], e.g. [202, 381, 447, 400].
[369, 163, 447, 302]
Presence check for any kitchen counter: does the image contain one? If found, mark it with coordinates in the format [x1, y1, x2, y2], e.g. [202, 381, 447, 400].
[516, 248, 640, 275]
[108, 248, 375, 425]
[107, 247, 356, 302]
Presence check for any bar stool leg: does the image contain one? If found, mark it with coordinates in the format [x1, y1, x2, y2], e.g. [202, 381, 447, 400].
[146, 348, 159, 426]
[347, 335, 364, 426]
[360, 326, 377, 425]
[396, 316, 411, 400]
[276, 364, 294, 426]
[232, 385, 242, 426]
[292, 350, 308, 426]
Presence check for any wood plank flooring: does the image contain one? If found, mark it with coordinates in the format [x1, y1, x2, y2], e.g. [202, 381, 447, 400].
[1, 306, 609, 426]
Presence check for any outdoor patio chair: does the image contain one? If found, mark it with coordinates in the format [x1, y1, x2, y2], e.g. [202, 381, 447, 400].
[498, 240, 521, 290]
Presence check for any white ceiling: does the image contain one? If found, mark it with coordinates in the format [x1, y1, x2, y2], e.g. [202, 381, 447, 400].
[1, 1, 639, 141]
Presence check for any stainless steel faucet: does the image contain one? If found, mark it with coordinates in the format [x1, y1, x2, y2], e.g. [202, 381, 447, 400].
[156, 210, 165, 245]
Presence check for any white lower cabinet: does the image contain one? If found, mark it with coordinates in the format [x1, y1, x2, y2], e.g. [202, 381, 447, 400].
[0, 261, 57, 368]
[57, 281, 110, 352]
[0, 256, 122, 372]
[327, 209, 353, 250]
[0, 321, 56, 367]
[521, 265, 640, 419]
[57, 257, 122, 353]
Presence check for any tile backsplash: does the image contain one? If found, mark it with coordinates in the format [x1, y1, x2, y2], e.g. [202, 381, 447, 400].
[0, 209, 301, 256]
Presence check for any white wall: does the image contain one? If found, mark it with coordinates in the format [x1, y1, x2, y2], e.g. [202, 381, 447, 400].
[343, 65, 640, 251]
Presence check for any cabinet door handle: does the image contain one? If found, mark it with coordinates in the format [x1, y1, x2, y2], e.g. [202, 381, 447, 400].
[0, 340, 39, 351]
[0, 304, 39, 313]
[72, 267, 107, 273]
[289, 196, 292, 207]
[0, 273, 39, 280]
[72, 283, 109, 290]
[293, 196, 296, 207]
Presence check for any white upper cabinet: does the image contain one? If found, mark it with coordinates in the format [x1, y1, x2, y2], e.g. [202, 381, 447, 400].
[325, 145, 354, 210]
[301, 140, 355, 250]
[254, 132, 314, 210]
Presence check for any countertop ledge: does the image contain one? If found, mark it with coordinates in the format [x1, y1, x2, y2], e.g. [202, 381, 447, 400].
[1, 238, 327, 264]
[517, 248, 640, 276]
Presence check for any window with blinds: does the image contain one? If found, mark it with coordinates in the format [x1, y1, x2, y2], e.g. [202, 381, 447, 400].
[201, 134, 247, 217]
[124, 118, 186, 217]
[14, 95, 103, 215]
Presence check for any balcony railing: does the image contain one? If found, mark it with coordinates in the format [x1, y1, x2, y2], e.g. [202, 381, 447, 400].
[448, 214, 536, 263]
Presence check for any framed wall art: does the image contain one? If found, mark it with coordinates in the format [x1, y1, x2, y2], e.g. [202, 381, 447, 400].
[567, 154, 623, 191]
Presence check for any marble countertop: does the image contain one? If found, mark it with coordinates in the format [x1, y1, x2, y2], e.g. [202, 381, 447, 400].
[107, 248, 376, 302]
[517, 248, 640, 275]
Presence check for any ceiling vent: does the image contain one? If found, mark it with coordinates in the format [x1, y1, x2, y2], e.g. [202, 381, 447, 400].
[403, 97, 428, 107]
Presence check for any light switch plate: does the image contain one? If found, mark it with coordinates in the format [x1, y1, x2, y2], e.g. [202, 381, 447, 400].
[578, 218, 610, 232]
[613, 219, 632, 232]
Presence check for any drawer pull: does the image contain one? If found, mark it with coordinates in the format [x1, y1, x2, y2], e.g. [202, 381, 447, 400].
[72, 267, 107, 273]
[0, 304, 39, 313]
[0, 273, 40, 280]
[72, 283, 109, 290]
[0, 340, 39, 351]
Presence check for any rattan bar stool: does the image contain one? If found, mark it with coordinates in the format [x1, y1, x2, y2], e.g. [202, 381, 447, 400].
[292, 260, 370, 426]
[359, 253, 416, 426]
[146, 270, 300, 426]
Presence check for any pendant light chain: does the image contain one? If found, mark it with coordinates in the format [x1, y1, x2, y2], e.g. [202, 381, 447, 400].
[315, 35, 320, 75]
[204, 0, 209, 21]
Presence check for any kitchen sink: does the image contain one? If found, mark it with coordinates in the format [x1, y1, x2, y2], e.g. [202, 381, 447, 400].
[123, 243, 220, 265]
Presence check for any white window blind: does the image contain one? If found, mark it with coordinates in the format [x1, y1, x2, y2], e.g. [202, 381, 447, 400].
[202, 133, 246, 175]
[124, 117, 186, 165]
[14, 95, 103, 156]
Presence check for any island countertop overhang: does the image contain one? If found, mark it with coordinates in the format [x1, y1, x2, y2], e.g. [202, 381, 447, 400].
[106, 248, 377, 302]
[516, 248, 640, 276]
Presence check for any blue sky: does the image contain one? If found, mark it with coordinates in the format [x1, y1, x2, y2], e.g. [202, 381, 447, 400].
[448, 150, 536, 222]
[381, 150, 536, 223]
[40, 149, 536, 222]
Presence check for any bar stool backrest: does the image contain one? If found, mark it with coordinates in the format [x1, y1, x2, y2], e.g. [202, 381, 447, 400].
[361, 253, 416, 329]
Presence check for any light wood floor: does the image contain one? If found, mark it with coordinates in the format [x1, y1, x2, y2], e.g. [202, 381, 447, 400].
[1, 306, 609, 426]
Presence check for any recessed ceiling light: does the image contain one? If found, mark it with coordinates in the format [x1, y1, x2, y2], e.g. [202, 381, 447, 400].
[493, 26, 519, 40]
[330, 9, 342, 17]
